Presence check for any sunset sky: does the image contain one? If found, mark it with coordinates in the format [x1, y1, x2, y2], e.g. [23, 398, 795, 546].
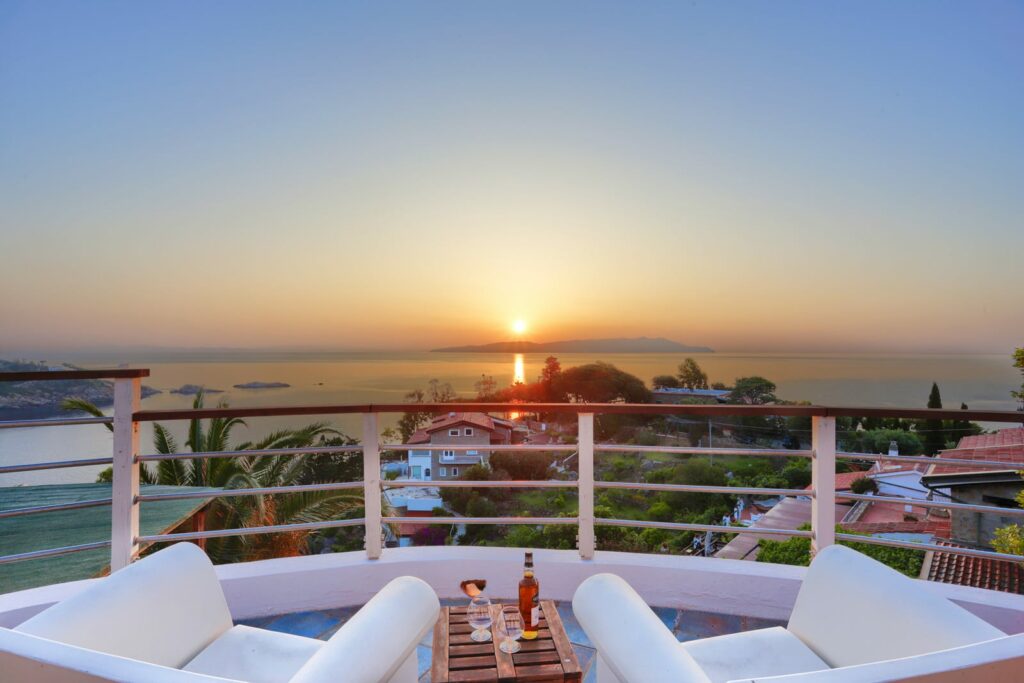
[2, 2, 1022, 354]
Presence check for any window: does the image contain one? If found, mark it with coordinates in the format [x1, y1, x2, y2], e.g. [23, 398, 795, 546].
[464, 428, 474, 436]
[411, 465, 422, 479]
[439, 467, 447, 478]
[452, 467, 459, 477]
[442, 449, 456, 460]
[466, 450, 478, 456]
[424, 468, 431, 479]
[449, 429, 460, 436]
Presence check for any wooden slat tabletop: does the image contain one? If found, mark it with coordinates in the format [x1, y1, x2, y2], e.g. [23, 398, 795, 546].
[432, 600, 582, 682]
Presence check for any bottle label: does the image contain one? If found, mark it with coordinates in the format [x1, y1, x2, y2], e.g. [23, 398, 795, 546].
[531, 606, 540, 626]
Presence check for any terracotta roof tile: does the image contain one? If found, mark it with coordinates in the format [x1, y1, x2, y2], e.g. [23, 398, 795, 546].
[929, 427, 1024, 476]
[841, 517, 951, 536]
[926, 540, 1024, 594]
[424, 413, 496, 434]
[804, 469, 871, 492]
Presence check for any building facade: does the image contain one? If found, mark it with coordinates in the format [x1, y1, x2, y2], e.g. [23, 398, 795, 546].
[406, 413, 515, 481]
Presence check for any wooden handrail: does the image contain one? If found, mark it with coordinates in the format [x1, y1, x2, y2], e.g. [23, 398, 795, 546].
[132, 401, 1024, 423]
[0, 369, 150, 381]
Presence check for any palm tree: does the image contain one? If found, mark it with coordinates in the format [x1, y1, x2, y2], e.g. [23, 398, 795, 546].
[62, 391, 372, 562]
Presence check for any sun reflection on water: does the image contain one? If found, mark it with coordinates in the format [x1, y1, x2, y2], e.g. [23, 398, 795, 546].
[512, 353, 526, 385]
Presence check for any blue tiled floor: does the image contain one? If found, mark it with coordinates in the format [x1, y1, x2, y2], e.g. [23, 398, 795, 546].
[238, 600, 786, 682]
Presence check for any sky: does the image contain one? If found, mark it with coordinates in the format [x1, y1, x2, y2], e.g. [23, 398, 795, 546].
[1, 1, 1022, 354]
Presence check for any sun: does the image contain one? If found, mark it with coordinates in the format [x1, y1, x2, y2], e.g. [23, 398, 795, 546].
[512, 319, 527, 335]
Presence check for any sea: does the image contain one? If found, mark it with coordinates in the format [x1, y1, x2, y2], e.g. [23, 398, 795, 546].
[2, 351, 1020, 487]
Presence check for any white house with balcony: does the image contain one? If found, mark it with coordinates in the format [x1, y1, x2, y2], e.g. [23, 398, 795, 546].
[405, 412, 515, 481]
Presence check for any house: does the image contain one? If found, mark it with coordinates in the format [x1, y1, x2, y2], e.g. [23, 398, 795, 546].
[923, 427, 1024, 549]
[652, 387, 731, 404]
[406, 412, 515, 481]
[837, 460, 938, 526]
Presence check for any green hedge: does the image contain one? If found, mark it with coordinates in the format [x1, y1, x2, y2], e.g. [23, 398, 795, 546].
[757, 525, 925, 577]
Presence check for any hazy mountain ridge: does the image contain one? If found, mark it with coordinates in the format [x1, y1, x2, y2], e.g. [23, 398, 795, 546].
[432, 337, 713, 353]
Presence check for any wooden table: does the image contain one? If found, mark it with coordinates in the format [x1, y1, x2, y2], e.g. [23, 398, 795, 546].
[431, 600, 583, 682]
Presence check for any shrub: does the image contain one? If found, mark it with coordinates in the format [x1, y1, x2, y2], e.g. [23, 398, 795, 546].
[646, 500, 673, 522]
[850, 476, 878, 494]
[633, 428, 659, 446]
[781, 460, 811, 488]
[757, 526, 924, 577]
[411, 526, 448, 546]
[490, 451, 554, 480]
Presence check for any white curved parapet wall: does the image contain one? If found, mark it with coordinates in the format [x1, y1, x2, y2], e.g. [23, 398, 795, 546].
[2, 547, 1022, 635]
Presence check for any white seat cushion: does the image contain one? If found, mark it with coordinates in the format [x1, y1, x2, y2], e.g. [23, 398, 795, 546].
[679, 626, 828, 683]
[183, 625, 324, 683]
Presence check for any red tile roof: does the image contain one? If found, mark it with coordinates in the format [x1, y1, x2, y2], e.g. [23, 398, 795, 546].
[929, 427, 1024, 476]
[803, 469, 872, 492]
[424, 413, 497, 434]
[925, 540, 1024, 594]
[841, 517, 951, 536]
[408, 412, 501, 444]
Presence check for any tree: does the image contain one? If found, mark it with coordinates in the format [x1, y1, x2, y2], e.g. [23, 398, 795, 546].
[992, 481, 1024, 557]
[664, 459, 731, 514]
[64, 392, 360, 563]
[555, 362, 651, 404]
[475, 374, 498, 400]
[652, 375, 680, 389]
[922, 382, 946, 456]
[540, 356, 562, 387]
[677, 358, 709, 390]
[396, 380, 460, 442]
[841, 428, 923, 455]
[1013, 348, 1024, 407]
[728, 376, 777, 405]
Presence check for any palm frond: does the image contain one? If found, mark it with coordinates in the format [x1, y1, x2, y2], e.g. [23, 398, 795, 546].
[61, 398, 113, 432]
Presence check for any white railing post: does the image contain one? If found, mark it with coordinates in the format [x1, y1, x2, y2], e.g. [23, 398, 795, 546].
[577, 413, 596, 560]
[363, 412, 382, 559]
[811, 415, 836, 555]
[110, 377, 141, 571]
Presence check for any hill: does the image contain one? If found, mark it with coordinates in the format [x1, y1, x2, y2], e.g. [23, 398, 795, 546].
[432, 337, 712, 353]
[0, 360, 160, 419]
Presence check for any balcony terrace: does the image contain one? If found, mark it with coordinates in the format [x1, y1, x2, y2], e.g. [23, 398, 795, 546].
[1, 369, 1023, 681]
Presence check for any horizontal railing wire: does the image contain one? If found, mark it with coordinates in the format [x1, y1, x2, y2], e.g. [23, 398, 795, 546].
[0, 497, 112, 519]
[594, 481, 810, 497]
[596, 444, 813, 458]
[0, 541, 112, 566]
[137, 517, 367, 543]
[138, 445, 364, 462]
[834, 533, 1024, 563]
[595, 518, 813, 537]
[835, 492, 1024, 518]
[136, 481, 365, 502]
[383, 480, 577, 489]
[0, 416, 113, 430]
[382, 516, 577, 526]
[0, 457, 113, 474]
[836, 451, 1024, 470]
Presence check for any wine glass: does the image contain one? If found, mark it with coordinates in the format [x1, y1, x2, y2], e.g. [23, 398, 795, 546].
[498, 611, 523, 654]
[467, 595, 492, 642]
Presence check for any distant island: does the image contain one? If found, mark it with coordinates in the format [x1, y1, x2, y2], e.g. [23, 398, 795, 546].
[170, 384, 223, 395]
[0, 360, 160, 419]
[233, 381, 291, 389]
[433, 337, 713, 353]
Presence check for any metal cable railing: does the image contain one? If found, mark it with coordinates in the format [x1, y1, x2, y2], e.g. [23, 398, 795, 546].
[2, 369, 1023, 576]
